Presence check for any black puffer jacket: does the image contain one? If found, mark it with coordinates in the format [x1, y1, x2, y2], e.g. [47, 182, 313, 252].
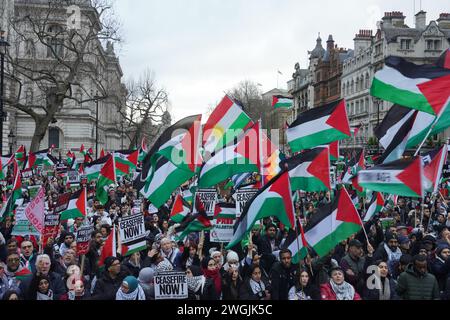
[91, 270, 129, 300]
[269, 262, 297, 300]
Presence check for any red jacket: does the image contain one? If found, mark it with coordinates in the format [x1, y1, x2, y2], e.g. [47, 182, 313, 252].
[320, 283, 362, 300]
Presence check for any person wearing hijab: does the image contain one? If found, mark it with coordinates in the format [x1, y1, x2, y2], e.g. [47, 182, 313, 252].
[116, 276, 146, 300]
[186, 265, 217, 300]
[320, 267, 361, 300]
[27, 274, 54, 300]
[201, 257, 222, 297]
[363, 260, 398, 300]
[138, 268, 155, 300]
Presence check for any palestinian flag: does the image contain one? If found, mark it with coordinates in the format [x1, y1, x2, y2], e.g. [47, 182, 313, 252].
[329, 141, 340, 162]
[371, 56, 450, 115]
[281, 147, 331, 192]
[226, 171, 295, 249]
[170, 194, 192, 223]
[358, 157, 423, 198]
[100, 148, 106, 158]
[140, 156, 194, 208]
[198, 122, 262, 188]
[228, 173, 252, 190]
[0, 162, 22, 221]
[287, 99, 351, 152]
[15, 145, 26, 168]
[175, 198, 212, 241]
[342, 150, 365, 184]
[114, 150, 139, 176]
[350, 124, 362, 137]
[135, 115, 202, 191]
[14, 268, 33, 281]
[98, 225, 117, 271]
[59, 188, 87, 220]
[422, 145, 448, 194]
[202, 95, 253, 154]
[437, 49, 450, 69]
[272, 95, 293, 109]
[286, 218, 309, 263]
[183, 188, 194, 205]
[66, 151, 76, 168]
[214, 202, 236, 220]
[261, 127, 281, 185]
[376, 111, 418, 165]
[287, 187, 362, 259]
[84, 155, 109, 181]
[0, 155, 13, 180]
[96, 155, 116, 205]
[138, 137, 148, 163]
[24, 149, 58, 169]
[363, 192, 384, 222]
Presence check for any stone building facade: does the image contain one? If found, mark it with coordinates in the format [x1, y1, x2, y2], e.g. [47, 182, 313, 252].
[1, 0, 127, 155]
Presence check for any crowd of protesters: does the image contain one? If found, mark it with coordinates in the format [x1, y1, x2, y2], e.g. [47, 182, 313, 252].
[0, 167, 450, 301]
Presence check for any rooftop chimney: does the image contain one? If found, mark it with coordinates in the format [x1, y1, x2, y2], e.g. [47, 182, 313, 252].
[353, 30, 373, 52]
[437, 13, 450, 29]
[415, 10, 426, 29]
[382, 11, 405, 27]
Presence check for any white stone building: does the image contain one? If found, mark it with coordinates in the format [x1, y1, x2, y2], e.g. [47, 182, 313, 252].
[1, 0, 127, 156]
[342, 11, 450, 150]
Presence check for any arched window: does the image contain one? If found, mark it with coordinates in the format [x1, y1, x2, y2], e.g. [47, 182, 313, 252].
[48, 127, 60, 149]
[47, 25, 64, 58]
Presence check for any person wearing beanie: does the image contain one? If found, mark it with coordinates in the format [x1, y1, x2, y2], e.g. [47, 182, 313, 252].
[92, 257, 129, 300]
[138, 268, 155, 300]
[222, 250, 240, 274]
[186, 265, 217, 300]
[429, 244, 450, 293]
[373, 233, 402, 275]
[398, 235, 411, 254]
[116, 276, 146, 300]
[320, 266, 361, 300]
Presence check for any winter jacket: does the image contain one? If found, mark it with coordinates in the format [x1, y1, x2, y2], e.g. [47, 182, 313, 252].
[428, 256, 450, 292]
[21, 272, 67, 300]
[239, 278, 271, 300]
[187, 277, 218, 300]
[270, 262, 297, 300]
[363, 276, 399, 300]
[0, 274, 9, 300]
[396, 264, 440, 300]
[288, 283, 321, 300]
[91, 271, 128, 300]
[319, 282, 362, 300]
[340, 254, 372, 294]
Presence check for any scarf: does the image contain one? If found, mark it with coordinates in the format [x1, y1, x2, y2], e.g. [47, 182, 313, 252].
[37, 289, 54, 300]
[384, 243, 402, 273]
[202, 268, 222, 296]
[329, 280, 355, 300]
[187, 275, 205, 293]
[249, 279, 265, 294]
[379, 277, 391, 300]
[116, 285, 146, 300]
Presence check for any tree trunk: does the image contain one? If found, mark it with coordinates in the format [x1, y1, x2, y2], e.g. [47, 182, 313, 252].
[30, 115, 53, 152]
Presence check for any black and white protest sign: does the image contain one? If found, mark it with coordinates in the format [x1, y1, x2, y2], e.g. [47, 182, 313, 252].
[67, 170, 80, 184]
[330, 166, 336, 189]
[154, 272, 188, 300]
[119, 214, 145, 244]
[235, 188, 258, 218]
[193, 188, 217, 217]
[21, 169, 33, 179]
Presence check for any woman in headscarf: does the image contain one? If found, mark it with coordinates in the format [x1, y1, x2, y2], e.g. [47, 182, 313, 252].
[320, 267, 361, 300]
[363, 260, 398, 300]
[239, 265, 271, 300]
[27, 274, 54, 300]
[221, 267, 243, 300]
[115, 276, 146, 300]
[201, 257, 222, 298]
[288, 269, 321, 300]
[186, 265, 217, 300]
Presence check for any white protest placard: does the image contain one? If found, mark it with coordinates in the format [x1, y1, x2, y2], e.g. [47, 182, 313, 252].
[67, 170, 80, 184]
[154, 272, 188, 300]
[210, 203, 236, 243]
[330, 166, 336, 189]
[193, 188, 217, 217]
[235, 188, 258, 218]
[119, 213, 146, 244]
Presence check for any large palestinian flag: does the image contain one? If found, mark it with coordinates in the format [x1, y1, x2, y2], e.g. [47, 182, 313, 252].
[15, 145, 26, 168]
[281, 147, 331, 192]
[96, 155, 116, 205]
[371, 56, 450, 115]
[135, 115, 202, 191]
[287, 187, 362, 259]
[342, 150, 365, 184]
[272, 95, 293, 109]
[202, 95, 253, 154]
[114, 150, 139, 176]
[363, 192, 384, 222]
[59, 188, 87, 220]
[329, 141, 340, 162]
[98, 225, 117, 271]
[138, 137, 148, 163]
[174, 198, 212, 241]
[170, 194, 192, 223]
[422, 145, 448, 194]
[198, 123, 262, 188]
[83, 155, 109, 181]
[24, 149, 58, 169]
[140, 156, 194, 208]
[226, 171, 295, 249]
[286, 99, 351, 152]
[358, 157, 423, 198]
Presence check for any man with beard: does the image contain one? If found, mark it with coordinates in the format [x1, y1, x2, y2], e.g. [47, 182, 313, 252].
[373, 233, 403, 275]
[85, 230, 103, 277]
[257, 224, 280, 272]
[4, 252, 32, 297]
[396, 254, 440, 300]
[19, 241, 37, 274]
[270, 249, 297, 300]
[53, 249, 78, 277]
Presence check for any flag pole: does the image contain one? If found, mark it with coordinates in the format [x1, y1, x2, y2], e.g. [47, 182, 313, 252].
[258, 119, 264, 187]
[414, 116, 440, 157]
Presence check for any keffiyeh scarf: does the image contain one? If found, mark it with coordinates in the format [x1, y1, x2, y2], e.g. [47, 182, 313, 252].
[330, 280, 355, 300]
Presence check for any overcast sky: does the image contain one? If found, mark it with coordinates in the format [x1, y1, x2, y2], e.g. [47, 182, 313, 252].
[114, 0, 446, 122]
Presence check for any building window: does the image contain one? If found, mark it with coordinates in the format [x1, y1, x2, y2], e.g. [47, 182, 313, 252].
[47, 25, 65, 58]
[48, 127, 60, 149]
[365, 74, 369, 89]
[400, 39, 411, 50]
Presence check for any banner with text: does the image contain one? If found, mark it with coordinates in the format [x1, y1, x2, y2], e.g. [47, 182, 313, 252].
[193, 189, 217, 217]
[235, 189, 258, 218]
[154, 272, 188, 300]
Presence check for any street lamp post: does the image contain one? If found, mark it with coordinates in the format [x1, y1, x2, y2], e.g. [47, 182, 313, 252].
[94, 95, 100, 159]
[8, 129, 15, 155]
[0, 31, 11, 155]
